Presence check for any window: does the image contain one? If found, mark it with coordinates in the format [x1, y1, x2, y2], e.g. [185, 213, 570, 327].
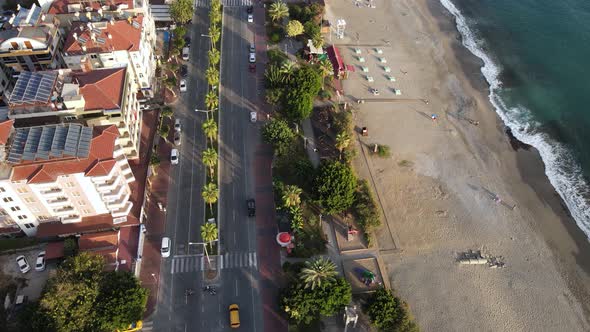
[65, 182, 75, 188]
[10, 206, 21, 212]
[90, 54, 98, 59]
[38, 216, 49, 221]
[78, 200, 86, 206]
[24, 197, 35, 203]
[24, 41, 33, 49]
[0, 209, 7, 216]
[81, 208, 91, 214]
[17, 215, 27, 220]
[24, 223, 35, 229]
[139, 73, 144, 78]
[3, 197, 13, 203]
[16, 187, 28, 194]
[30, 206, 40, 213]
[0, 187, 5, 192]
[71, 191, 81, 197]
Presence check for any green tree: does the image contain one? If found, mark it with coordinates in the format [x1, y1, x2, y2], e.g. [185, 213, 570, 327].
[313, 161, 356, 214]
[200, 222, 218, 250]
[202, 118, 218, 145]
[205, 90, 219, 110]
[289, 206, 304, 232]
[312, 33, 324, 49]
[282, 184, 302, 208]
[269, 1, 289, 22]
[317, 58, 333, 82]
[280, 61, 296, 83]
[265, 88, 283, 105]
[262, 118, 295, 155]
[159, 124, 170, 140]
[286, 20, 304, 37]
[304, 20, 320, 38]
[299, 257, 337, 290]
[284, 90, 313, 121]
[265, 64, 283, 88]
[209, 25, 221, 44]
[202, 182, 219, 213]
[208, 48, 220, 66]
[335, 132, 351, 160]
[169, 0, 193, 24]
[291, 65, 322, 96]
[94, 271, 149, 331]
[206, 66, 219, 87]
[352, 179, 381, 232]
[150, 154, 160, 175]
[161, 106, 174, 119]
[202, 148, 218, 178]
[366, 288, 419, 332]
[281, 276, 351, 325]
[164, 76, 177, 97]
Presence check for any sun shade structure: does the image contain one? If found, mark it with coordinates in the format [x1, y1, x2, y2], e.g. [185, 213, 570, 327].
[8, 71, 59, 106]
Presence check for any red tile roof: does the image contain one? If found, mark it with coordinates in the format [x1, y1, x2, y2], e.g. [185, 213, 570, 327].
[0, 119, 14, 145]
[72, 68, 126, 111]
[35, 214, 139, 238]
[45, 241, 65, 259]
[48, 0, 134, 15]
[79, 230, 119, 250]
[85, 159, 117, 177]
[64, 16, 143, 54]
[10, 125, 119, 183]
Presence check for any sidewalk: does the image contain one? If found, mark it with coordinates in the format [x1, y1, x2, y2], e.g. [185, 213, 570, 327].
[139, 111, 173, 317]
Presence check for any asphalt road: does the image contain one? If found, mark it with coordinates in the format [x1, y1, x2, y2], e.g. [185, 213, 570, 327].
[152, 5, 264, 332]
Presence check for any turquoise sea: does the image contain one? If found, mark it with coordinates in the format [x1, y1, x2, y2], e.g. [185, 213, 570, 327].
[440, 0, 590, 236]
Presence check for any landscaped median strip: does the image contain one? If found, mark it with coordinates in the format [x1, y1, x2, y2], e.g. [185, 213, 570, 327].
[199, 0, 222, 280]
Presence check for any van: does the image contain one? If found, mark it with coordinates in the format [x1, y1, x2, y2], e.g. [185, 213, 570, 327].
[161, 237, 171, 257]
[182, 47, 189, 61]
[229, 304, 240, 328]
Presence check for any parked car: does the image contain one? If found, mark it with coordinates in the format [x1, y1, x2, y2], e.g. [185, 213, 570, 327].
[246, 6, 253, 14]
[184, 36, 191, 48]
[247, 199, 256, 217]
[16, 255, 30, 273]
[180, 79, 187, 92]
[170, 149, 179, 165]
[248, 63, 256, 73]
[35, 251, 46, 272]
[249, 53, 256, 63]
[174, 131, 181, 146]
[182, 47, 189, 61]
[161, 237, 171, 258]
[180, 64, 188, 77]
[174, 119, 181, 132]
[247, 14, 253, 23]
[250, 111, 257, 123]
[229, 304, 240, 328]
[249, 43, 255, 53]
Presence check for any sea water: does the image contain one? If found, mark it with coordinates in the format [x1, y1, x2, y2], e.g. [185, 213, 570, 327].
[439, 0, 590, 237]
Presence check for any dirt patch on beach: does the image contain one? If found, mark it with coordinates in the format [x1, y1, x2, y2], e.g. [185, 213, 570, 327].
[324, 0, 590, 331]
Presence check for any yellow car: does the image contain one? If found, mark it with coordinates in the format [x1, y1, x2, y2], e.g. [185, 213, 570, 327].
[116, 321, 143, 332]
[229, 304, 240, 328]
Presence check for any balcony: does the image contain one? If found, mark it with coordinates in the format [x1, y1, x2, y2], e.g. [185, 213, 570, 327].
[111, 201, 133, 218]
[90, 165, 117, 183]
[101, 183, 126, 201]
[107, 192, 131, 210]
[53, 206, 75, 214]
[61, 214, 82, 223]
[95, 177, 121, 191]
[124, 172, 135, 183]
[46, 196, 69, 207]
[41, 188, 63, 197]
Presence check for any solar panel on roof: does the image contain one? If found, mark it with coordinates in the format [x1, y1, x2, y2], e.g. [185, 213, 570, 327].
[132, 20, 140, 29]
[77, 127, 92, 158]
[9, 71, 57, 106]
[92, 28, 101, 35]
[50, 125, 68, 158]
[78, 36, 88, 44]
[96, 37, 106, 44]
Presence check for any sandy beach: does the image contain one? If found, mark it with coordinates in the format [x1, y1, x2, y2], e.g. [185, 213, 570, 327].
[324, 0, 590, 330]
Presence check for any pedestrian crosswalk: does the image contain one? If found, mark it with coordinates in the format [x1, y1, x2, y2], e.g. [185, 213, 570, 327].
[170, 252, 258, 274]
[195, 0, 252, 8]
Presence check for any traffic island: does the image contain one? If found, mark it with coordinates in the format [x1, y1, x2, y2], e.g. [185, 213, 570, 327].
[203, 255, 220, 282]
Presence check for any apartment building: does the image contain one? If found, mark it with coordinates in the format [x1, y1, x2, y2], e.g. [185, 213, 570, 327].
[6, 68, 142, 158]
[0, 4, 65, 73]
[0, 122, 135, 236]
[62, 14, 156, 97]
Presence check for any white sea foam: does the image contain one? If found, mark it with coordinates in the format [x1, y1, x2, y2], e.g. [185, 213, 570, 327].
[439, 0, 590, 238]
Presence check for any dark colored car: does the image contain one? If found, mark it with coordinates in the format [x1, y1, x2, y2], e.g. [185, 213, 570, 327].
[246, 6, 253, 14]
[180, 64, 188, 77]
[184, 36, 191, 48]
[248, 63, 256, 73]
[247, 199, 256, 217]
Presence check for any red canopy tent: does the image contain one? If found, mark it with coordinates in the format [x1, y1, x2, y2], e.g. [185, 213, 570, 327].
[327, 45, 345, 78]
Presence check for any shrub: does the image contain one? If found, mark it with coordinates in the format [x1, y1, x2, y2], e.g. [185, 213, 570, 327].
[63, 237, 78, 257]
[352, 179, 381, 232]
[313, 161, 356, 214]
[377, 144, 391, 158]
[270, 32, 281, 43]
[262, 119, 295, 156]
[365, 288, 419, 332]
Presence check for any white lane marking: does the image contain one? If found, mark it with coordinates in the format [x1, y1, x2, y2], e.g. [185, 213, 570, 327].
[200, 256, 205, 271]
[253, 253, 257, 268]
[170, 259, 175, 274]
[248, 252, 253, 266]
[217, 255, 222, 270]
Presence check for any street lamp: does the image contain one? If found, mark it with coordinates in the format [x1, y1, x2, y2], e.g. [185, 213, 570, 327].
[188, 239, 219, 266]
[194, 108, 218, 119]
[201, 34, 214, 50]
[150, 273, 157, 282]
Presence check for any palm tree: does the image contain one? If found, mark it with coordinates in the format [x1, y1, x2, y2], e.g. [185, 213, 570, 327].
[282, 185, 302, 208]
[289, 206, 304, 232]
[202, 182, 219, 213]
[161, 106, 174, 119]
[208, 48, 220, 66]
[205, 90, 218, 110]
[265, 64, 283, 88]
[163, 76, 177, 97]
[209, 25, 221, 44]
[317, 58, 333, 82]
[280, 61, 296, 83]
[202, 119, 218, 146]
[335, 132, 351, 160]
[202, 148, 218, 178]
[200, 222, 218, 251]
[268, 1, 289, 22]
[299, 257, 338, 290]
[206, 66, 219, 87]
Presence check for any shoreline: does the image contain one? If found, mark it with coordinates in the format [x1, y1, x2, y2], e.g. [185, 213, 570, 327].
[325, 0, 590, 330]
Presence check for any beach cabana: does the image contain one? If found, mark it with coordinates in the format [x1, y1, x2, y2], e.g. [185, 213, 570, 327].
[327, 45, 346, 78]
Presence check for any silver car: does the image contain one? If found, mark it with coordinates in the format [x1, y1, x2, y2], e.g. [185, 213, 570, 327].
[16, 255, 31, 273]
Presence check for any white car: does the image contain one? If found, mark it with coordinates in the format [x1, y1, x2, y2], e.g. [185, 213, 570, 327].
[35, 251, 46, 272]
[180, 79, 187, 92]
[170, 149, 179, 165]
[182, 47, 189, 61]
[250, 111, 257, 123]
[247, 14, 253, 23]
[174, 119, 181, 132]
[249, 52, 256, 63]
[161, 237, 171, 258]
[16, 255, 30, 273]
